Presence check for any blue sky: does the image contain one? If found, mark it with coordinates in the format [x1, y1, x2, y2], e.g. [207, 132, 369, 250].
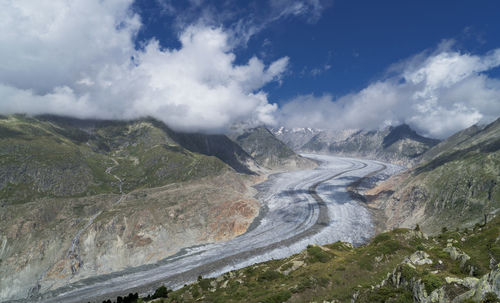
[133, 0, 500, 102]
[1, 0, 499, 137]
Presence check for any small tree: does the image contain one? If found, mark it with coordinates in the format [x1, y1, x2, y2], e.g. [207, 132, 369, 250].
[482, 292, 499, 303]
[152, 285, 169, 299]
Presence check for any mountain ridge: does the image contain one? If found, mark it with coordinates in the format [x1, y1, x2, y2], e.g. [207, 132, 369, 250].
[229, 126, 316, 171]
[366, 117, 500, 234]
[272, 124, 440, 166]
[0, 114, 265, 301]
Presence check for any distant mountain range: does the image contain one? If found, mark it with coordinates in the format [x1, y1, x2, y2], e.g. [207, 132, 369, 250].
[272, 124, 440, 166]
[2, 114, 499, 302]
[121, 117, 500, 303]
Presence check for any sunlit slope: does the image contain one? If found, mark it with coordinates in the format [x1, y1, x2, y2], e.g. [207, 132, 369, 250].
[0, 115, 230, 204]
[0, 115, 260, 301]
[370, 118, 500, 234]
[145, 215, 500, 303]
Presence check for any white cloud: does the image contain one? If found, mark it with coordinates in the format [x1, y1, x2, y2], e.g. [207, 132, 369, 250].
[2, 1, 498, 139]
[269, 0, 328, 23]
[169, 0, 331, 47]
[279, 45, 500, 138]
[0, 0, 288, 132]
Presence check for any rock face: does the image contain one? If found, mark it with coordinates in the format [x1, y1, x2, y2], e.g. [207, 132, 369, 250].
[272, 124, 439, 167]
[375, 249, 500, 303]
[270, 127, 325, 150]
[159, 212, 500, 303]
[0, 115, 262, 301]
[462, 266, 500, 302]
[230, 126, 317, 170]
[368, 118, 500, 234]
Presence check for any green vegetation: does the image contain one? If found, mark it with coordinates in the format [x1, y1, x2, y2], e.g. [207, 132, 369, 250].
[306, 245, 333, 263]
[258, 269, 284, 282]
[132, 215, 500, 303]
[357, 286, 413, 303]
[0, 115, 229, 204]
[400, 118, 500, 234]
[482, 292, 499, 303]
[421, 273, 443, 294]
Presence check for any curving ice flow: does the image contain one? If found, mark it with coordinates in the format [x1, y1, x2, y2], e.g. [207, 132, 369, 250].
[23, 155, 402, 303]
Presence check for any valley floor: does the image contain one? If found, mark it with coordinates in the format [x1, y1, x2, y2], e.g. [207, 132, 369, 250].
[8, 155, 400, 303]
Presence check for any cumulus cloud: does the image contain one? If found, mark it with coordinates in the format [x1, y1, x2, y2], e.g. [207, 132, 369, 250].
[0, 0, 288, 132]
[279, 44, 500, 138]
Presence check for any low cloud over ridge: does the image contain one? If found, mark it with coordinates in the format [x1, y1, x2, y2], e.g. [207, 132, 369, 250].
[279, 43, 500, 138]
[1, 1, 499, 138]
[0, 0, 287, 132]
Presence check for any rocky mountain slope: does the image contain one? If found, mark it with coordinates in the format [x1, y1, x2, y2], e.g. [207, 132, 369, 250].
[272, 125, 440, 166]
[105, 119, 498, 303]
[0, 115, 262, 301]
[367, 118, 500, 234]
[230, 127, 316, 170]
[270, 127, 323, 150]
[131, 213, 500, 303]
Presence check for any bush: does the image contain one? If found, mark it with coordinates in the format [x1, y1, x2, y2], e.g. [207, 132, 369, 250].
[307, 245, 332, 263]
[377, 239, 402, 255]
[318, 276, 330, 287]
[245, 266, 256, 276]
[357, 254, 374, 271]
[122, 293, 138, 303]
[463, 259, 486, 277]
[199, 278, 211, 291]
[191, 287, 200, 298]
[326, 241, 352, 251]
[151, 285, 169, 299]
[373, 233, 391, 244]
[482, 292, 499, 303]
[421, 274, 442, 294]
[490, 246, 500, 262]
[358, 286, 412, 303]
[293, 277, 314, 293]
[226, 280, 240, 295]
[258, 269, 283, 282]
[400, 264, 417, 281]
[261, 290, 292, 303]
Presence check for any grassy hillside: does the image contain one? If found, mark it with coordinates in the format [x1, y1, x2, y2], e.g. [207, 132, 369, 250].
[0, 115, 229, 204]
[370, 118, 500, 234]
[0, 115, 262, 301]
[130, 214, 500, 303]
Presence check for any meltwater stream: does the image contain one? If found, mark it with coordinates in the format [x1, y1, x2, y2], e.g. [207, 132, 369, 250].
[25, 155, 401, 303]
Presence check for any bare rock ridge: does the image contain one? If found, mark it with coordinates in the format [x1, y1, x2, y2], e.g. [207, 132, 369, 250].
[269, 127, 323, 150]
[229, 126, 317, 170]
[272, 124, 440, 166]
